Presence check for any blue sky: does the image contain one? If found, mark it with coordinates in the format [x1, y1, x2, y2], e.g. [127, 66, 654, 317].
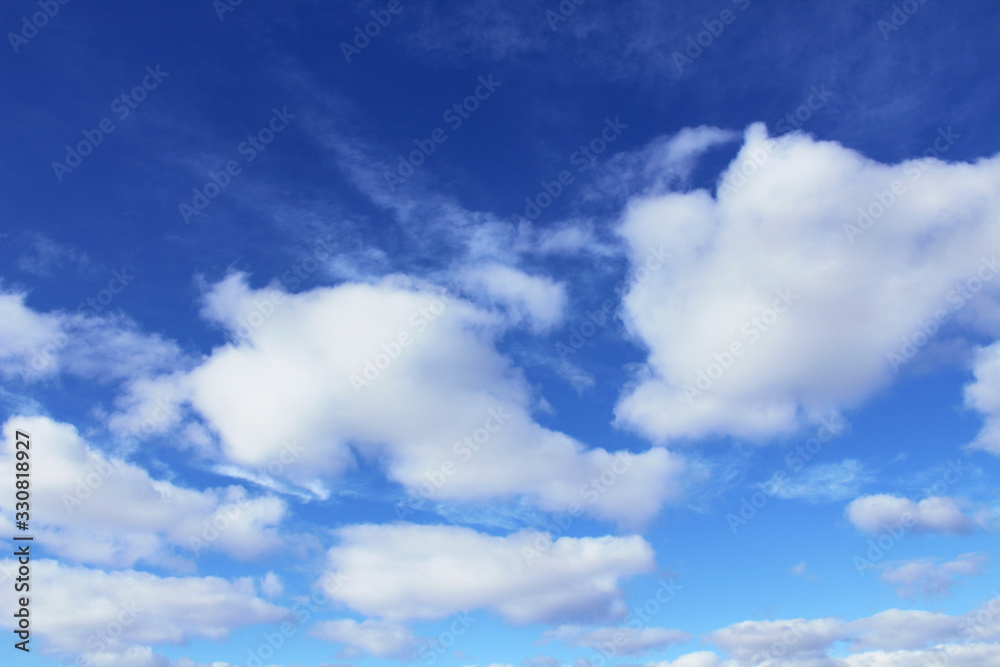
[2, 1, 1000, 666]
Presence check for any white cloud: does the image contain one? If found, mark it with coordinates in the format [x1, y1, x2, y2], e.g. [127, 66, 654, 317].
[523, 220, 612, 257]
[309, 618, 418, 659]
[770, 460, 871, 503]
[845, 494, 975, 535]
[645, 653, 725, 667]
[615, 123, 1000, 442]
[0, 558, 287, 665]
[16, 233, 90, 276]
[0, 416, 286, 568]
[321, 522, 654, 623]
[657, 643, 1000, 667]
[0, 289, 182, 384]
[844, 609, 963, 651]
[259, 572, 284, 598]
[877, 553, 987, 598]
[134, 274, 685, 526]
[706, 617, 845, 663]
[841, 643, 1000, 667]
[692, 599, 1000, 665]
[593, 126, 739, 200]
[964, 341, 1000, 456]
[543, 624, 691, 655]
[459, 262, 568, 333]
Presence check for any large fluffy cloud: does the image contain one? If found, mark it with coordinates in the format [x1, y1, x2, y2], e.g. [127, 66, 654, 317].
[615, 123, 1000, 442]
[0, 559, 287, 666]
[320, 522, 654, 624]
[698, 602, 1000, 665]
[0, 416, 286, 569]
[126, 273, 685, 526]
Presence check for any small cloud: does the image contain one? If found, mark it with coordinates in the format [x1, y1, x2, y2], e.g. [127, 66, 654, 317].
[879, 553, 987, 598]
[790, 560, 818, 580]
[259, 571, 283, 597]
[846, 494, 979, 535]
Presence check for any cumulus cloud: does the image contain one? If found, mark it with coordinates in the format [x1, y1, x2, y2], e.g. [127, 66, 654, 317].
[0, 559, 287, 666]
[0, 416, 286, 569]
[693, 598, 1000, 666]
[126, 273, 685, 526]
[840, 643, 1000, 667]
[706, 617, 846, 663]
[309, 618, 418, 659]
[615, 123, 1000, 442]
[845, 494, 975, 535]
[844, 609, 963, 652]
[877, 553, 987, 598]
[321, 522, 654, 623]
